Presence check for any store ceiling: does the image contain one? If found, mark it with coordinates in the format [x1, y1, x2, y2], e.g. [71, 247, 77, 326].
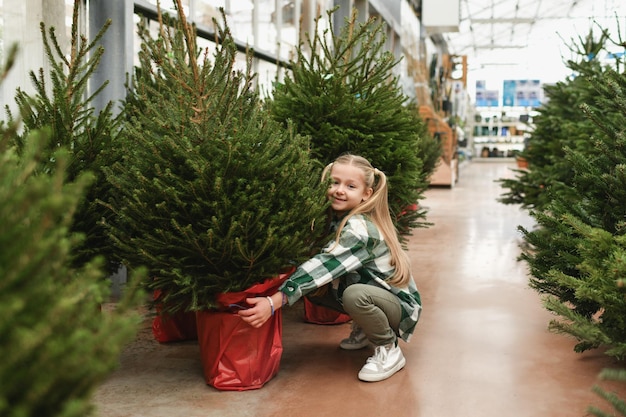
[442, 0, 626, 83]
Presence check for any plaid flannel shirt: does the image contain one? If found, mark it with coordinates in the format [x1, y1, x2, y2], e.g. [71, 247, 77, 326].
[280, 214, 422, 342]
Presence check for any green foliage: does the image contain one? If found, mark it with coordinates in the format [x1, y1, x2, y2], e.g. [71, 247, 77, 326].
[498, 30, 612, 210]
[4, 2, 122, 273]
[539, 216, 626, 356]
[0, 8, 143, 414]
[269, 8, 441, 239]
[518, 27, 626, 358]
[588, 368, 626, 416]
[0, 124, 144, 417]
[103, 6, 328, 312]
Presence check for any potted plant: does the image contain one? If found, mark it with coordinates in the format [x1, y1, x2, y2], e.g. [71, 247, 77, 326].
[269, 8, 441, 322]
[512, 150, 529, 169]
[102, 4, 327, 390]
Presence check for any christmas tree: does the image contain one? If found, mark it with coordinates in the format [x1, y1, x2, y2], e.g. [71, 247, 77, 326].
[0, 53, 144, 417]
[498, 30, 611, 210]
[102, 4, 328, 313]
[269, 8, 441, 239]
[519, 37, 626, 357]
[5, 1, 122, 273]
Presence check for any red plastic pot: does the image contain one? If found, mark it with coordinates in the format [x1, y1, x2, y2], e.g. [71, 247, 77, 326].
[196, 269, 293, 391]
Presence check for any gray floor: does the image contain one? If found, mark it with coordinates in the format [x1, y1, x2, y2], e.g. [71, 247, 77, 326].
[93, 160, 625, 417]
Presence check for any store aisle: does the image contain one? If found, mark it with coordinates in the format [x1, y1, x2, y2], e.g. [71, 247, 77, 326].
[94, 161, 625, 417]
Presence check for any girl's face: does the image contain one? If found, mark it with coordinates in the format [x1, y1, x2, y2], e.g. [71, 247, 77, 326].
[327, 163, 373, 215]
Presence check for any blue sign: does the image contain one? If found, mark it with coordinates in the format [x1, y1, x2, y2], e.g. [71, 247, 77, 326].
[502, 79, 542, 107]
[475, 80, 499, 107]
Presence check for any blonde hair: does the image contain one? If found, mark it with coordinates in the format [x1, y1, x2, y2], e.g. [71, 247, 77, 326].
[321, 154, 412, 287]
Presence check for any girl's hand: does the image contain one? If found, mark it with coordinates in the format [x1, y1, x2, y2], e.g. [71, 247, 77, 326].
[237, 297, 272, 328]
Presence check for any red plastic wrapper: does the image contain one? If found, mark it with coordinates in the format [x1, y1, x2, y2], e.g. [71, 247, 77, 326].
[303, 296, 351, 325]
[196, 308, 283, 391]
[152, 311, 198, 343]
[398, 203, 418, 218]
[214, 268, 293, 311]
[152, 290, 198, 343]
[197, 270, 293, 391]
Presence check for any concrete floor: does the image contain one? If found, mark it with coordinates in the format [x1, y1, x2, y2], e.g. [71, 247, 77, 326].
[93, 160, 625, 417]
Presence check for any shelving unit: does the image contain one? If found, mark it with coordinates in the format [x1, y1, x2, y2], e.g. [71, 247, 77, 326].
[419, 106, 458, 187]
[470, 108, 532, 159]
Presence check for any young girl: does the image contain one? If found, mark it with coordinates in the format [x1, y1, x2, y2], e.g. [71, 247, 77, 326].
[238, 154, 422, 382]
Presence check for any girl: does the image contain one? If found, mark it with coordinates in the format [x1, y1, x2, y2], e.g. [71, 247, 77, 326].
[238, 154, 422, 382]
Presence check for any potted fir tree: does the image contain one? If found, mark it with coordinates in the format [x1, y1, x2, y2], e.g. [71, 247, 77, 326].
[102, 4, 327, 390]
[269, 8, 441, 323]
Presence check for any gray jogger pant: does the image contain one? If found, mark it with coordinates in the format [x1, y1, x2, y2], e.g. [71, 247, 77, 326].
[306, 283, 402, 346]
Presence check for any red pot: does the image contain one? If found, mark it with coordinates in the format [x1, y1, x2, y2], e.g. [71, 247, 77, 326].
[196, 270, 293, 391]
[152, 290, 198, 343]
[303, 297, 351, 325]
[196, 308, 283, 391]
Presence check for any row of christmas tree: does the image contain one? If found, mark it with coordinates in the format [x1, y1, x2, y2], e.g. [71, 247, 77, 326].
[1, 0, 442, 413]
[499, 28, 626, 416]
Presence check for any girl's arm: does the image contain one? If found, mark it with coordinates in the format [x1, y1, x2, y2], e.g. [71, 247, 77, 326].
[239, 219, 377, 328]
[280, 217, 378, 304]
[238, 234, 367, 328]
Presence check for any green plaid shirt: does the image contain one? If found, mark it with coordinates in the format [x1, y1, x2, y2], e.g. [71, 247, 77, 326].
[280, 214, 422, 342]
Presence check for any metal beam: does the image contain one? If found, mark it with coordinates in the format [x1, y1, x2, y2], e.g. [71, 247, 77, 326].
[474, 44, 527, 49]
[133, 0, 291, 69]
[471, 18, 535, 24]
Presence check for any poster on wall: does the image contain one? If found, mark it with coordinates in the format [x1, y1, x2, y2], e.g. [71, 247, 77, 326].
[475, 80, 499, 107]
[502, 79, 542, 107]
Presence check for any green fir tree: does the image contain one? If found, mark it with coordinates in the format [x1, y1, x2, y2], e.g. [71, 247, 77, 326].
[102, 4, 328, 313]
[498, 30, 611, 211]
[269, 8, 441, 239]
[0, 59, 143, 417]
[520, 53, 626, 357]
[5, 1, 122, 273]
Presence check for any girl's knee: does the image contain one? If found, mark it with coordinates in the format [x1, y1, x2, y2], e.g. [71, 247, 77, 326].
[342, 285, 368, 314]
[342, 284, 402, 330]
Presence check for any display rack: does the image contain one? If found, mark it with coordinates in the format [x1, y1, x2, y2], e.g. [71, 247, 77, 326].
[470, 108, 531, 159]
[419, 106, 458, 187]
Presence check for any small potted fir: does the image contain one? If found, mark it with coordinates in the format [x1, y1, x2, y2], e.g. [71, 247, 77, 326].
[103, 4, 327, 390]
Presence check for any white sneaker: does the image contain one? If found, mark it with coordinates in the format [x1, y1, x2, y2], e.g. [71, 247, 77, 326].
[358, 343, 406, 382]
[339, 323, 369, 350]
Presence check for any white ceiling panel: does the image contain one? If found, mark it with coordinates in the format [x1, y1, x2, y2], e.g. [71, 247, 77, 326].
[442, 0, 626, 84]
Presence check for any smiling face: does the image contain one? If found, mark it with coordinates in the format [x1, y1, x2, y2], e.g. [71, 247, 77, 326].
[327, 162, 373, 215]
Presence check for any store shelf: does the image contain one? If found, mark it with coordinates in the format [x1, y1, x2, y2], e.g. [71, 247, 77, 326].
[469, 108, 532, 158]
